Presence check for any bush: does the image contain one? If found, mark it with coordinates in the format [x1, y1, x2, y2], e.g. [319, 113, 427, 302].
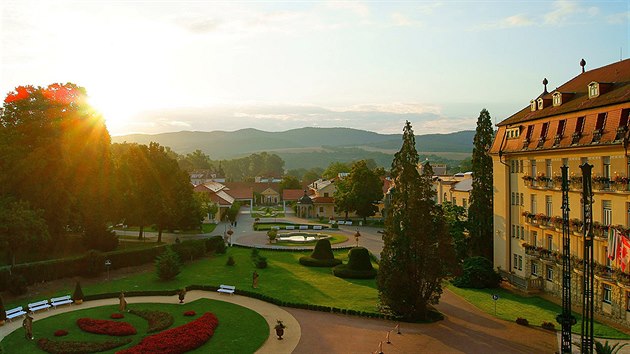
[8, 274, 27, 295]
[83, 226, 118, 252]
[451, 256, 501, 289]
[155, 247, 181, 280]
[310, 239, 335, 260]
[254, 256, 268, 269]
[73, 281, 84, 301]
[299, 257, 342, 267]
[331, 223, 339, 229]
[226, 256, 235, 266]
[541, 321, 555, 331]
[171, 240, 205, 262]
[332, 247, 376, 279]
[81, 250, 104, 277]
[0, 295, 6, 321]
[267, 229, 277, 243]
[205, 236, 226, 254]
[516, 317, 529, 326]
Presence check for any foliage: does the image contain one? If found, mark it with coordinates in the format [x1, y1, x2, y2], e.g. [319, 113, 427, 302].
[83, 226, 118, 252]
[224, 202, 241, 224]
[205, 236, 226, 254]
[73, 281, 84, 301]
[81, 250, 104, 277]
[219, 152, 285, 181]
[441, 201, 469, 263]
[378, 121, 456, 321]
[346, 160, 384, 222]
[128, 309, 174, 333]
[333, 247, 377, 279]
[267, 229, 278, 243]
[0, 198, 50, 267]
[0, 295, 5, 321]
[323, 161, 351, 179]
[7, 274, 27, 295]
[226, 256, 235, 266]
[37, 338, 132, 353]
[300, 240, 342, 266]
[595, 340, 628, 354]
[451, 256, 501, 289]
[279, 175, 301, 192]
[155, 247, 181, 280]
[76, 317, 137, 336]
[171, 239, 206, 262]
[468, 109, 494, 260]
[516, 317, 529, 326]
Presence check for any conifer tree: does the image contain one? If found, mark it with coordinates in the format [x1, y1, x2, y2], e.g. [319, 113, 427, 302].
[468, 109, 494, 261]
[378, 121, 456, 320]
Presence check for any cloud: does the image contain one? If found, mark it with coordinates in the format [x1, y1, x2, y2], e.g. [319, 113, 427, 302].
[390, 13, 423, 27]
[544, 0, 578, 25]
[475, 14, 534, 30]
[325, 1, 370, 18]
[607, 11, 630, 25]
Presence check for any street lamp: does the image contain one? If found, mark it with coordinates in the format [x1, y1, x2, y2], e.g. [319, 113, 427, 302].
[354, 230, 361, 247]
[105, 259, 112, 280]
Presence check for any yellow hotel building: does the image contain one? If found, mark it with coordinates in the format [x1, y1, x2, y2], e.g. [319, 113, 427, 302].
[491, 59, 630, 326]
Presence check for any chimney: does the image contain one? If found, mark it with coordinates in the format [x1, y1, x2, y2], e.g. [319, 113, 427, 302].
[580, 58, 586, 73]
[542, 78, 548, 94]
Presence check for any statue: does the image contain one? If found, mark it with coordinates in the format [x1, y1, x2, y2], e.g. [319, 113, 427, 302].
[178, 288, 186, 304]
[118, 291, 127, 312]
[252, 271, 259, 288]
[23, 312, 33, 340]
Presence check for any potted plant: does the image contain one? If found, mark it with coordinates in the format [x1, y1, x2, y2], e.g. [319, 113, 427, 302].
[274, 320, 286, 340]
[73, 281, 84, 305]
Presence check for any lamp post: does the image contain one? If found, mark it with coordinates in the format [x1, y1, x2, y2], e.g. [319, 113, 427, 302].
[354, 230, 361, 247]
[105, 259, 111, 280]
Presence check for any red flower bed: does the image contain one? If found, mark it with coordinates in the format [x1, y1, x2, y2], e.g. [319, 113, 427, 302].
[77, 318, 137, 336]
[111, 313, 124, 319]
[53, 329, 68, 337]
[117, 312, 219, 354]
[183, 311, 196, 317]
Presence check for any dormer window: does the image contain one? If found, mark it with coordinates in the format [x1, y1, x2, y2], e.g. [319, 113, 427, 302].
[552, 92, 562, 106]
[537, 98, 544, 110]
[588, 82, 599, 98]
[530, 100, 536, 112]
[506, 127, 520, 139]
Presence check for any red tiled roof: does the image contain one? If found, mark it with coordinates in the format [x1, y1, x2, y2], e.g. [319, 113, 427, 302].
[208, 192, 232, 206]
[225, 187, 253, 200]
[498, 59, 630, 127]
[282, 189, 304, 201]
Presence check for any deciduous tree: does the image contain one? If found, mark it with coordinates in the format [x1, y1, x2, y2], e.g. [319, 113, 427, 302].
[378, 121, 456, 321]
[347, 160, 383, 223]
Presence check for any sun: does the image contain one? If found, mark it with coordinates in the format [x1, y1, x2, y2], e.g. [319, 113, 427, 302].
[87, 91, 137, 136]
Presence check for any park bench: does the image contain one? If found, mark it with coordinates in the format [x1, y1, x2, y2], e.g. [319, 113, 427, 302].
[345, 221, 353, 226]
[217, 284, 235, 295]
[313, 225, 323, 230]
[299, 225, 308, 230]
[337, 221, 345, 225]
[28, 299, 51, 313]
[50, 295, 73, 308]
[6, 306, 26, 321]
[285, 225, 295, 230]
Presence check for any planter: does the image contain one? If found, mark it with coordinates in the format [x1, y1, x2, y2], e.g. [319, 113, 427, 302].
[75, 299, 83, 305]
[275, 327, 284, 340]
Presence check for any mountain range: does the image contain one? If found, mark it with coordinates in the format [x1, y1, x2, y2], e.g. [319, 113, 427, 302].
[112, 127, 474, 170]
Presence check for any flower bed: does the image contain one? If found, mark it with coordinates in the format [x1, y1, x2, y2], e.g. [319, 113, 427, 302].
[128, 309, 174, 333]
[117, 312, 219, 354]
[76, 318, 137, 336]
[38, 338, 132, 353]
[110, 313, 124, 319]
[53, 330, 68, 337]
[184, 311, 196, 316]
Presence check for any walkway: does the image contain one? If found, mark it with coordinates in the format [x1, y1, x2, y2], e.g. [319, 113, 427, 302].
[0, 290, 301, 354]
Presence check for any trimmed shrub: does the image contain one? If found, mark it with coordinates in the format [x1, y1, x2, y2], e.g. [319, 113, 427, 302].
[73, 281, 84, 301]
[8, 274, 27, 295]
[516, 317, 529, 326]
[254, 256, 268, 269]
[451, 256, 501, 289]
[332, 247, 377, 279]
[155, 247, 181, 280]
[299, 239, 342, 267]
[205, 236, 226, 254]
[226, 256, 235, 266]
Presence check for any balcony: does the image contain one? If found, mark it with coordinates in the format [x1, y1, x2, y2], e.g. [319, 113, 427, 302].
[571, 132, 581, 145]
[591, 129, 603, 144]
[615, 126, 628, 141]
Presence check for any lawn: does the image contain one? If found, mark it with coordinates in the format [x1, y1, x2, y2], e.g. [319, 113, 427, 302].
[1, 298, 268, 353]
[117, 223, 216, 234]
[5, 248, 379, 315]
[447, 284, 630, 339]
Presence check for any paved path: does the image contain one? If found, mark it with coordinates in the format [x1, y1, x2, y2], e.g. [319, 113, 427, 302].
[0, 290, 301, 354]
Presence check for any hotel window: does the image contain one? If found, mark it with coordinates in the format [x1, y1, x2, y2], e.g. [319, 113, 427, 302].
[562, 158, 568, 167]
[547, 235, 553, 251]
[588, 82, 599, 98]
[603, 156, 611, 188]
[573, 117, 585, 144]
[592, 113, 607, 143]
[603, 200, 612, 231]
[511, 161, 515, 173]
[603, 284, 612, 304]
[520, 226, 525, 240]
[512, 224, 516, 238]
[553, 92, 562, 106]
[324, 192, 329, 197]
[546, 196, 552, 217]
[546, 159, 552, 187]
[319, 206, 324, 213]
[511, 193, 515, 205]
[532, 261, 538, 276]
[530, 100, 536, 112]
[515, 193, 519, 206]
[531, 231, 538, 247]
[514, 254, 518, 269]
[520, 193, 524, 206]
[452, 197, 456, 205]
[617, 109, 630, 140]
[518, 256, 523, 271]
[462, 198, 467, 208]
[519, 160, 524, 173]
[531, 160, 537, 185]
[531, 195, 537, 214]
[538, 123, 549, 148]
[546, 265, 553, 281]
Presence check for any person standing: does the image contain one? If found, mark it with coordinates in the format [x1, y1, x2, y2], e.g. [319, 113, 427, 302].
[118, 291, 127, 312]
[23, 312, 33, 340]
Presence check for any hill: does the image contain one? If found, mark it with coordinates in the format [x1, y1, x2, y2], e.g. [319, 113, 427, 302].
[112, 127, 474, 169]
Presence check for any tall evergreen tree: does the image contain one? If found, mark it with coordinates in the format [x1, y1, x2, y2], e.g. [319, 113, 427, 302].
[468, 109, 494, 261]
[378, 121, 456, 321]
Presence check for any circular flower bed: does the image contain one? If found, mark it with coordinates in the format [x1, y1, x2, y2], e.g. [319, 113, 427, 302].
[110, 313, 124, 319]
[184, 311, 196, 316]
[76, 318, 137, 336]
[53, 329, 68, 337]
[117, 312, 219, 354]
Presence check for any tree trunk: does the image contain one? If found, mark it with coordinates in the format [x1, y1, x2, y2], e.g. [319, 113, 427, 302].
[345, 211, 349, 220]
[157, 227, 163, 243]
[138, 225, 144, 240]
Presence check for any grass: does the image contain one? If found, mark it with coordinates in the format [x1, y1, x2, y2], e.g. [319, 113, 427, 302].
[117, 223, 217, 234]
[447, 284, 630, 339]
[1, 298, 268, 353]
[5, 248, 379, 314]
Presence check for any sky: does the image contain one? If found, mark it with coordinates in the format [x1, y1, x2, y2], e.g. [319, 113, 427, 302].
[1, 0, 628, 136]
